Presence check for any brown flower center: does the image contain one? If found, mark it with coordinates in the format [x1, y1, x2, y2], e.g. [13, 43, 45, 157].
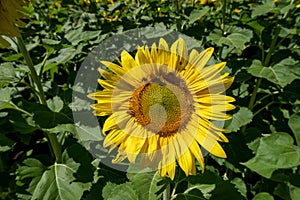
[129, 72, 194, 137]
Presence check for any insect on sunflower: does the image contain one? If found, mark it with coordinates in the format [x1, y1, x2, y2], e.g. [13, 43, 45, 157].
[88, 38, 235, 180]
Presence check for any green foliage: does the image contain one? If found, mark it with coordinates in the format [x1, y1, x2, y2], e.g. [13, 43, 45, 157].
[0, 0, 300, 199]
[242, 133, 300, 178]
[17, 150, 90, 200]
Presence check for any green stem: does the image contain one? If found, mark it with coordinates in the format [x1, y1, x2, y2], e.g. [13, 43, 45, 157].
[221, 0, 226, 32]
[241, 25, 281, 134]
[17, 36, 47, 105]
[253, 102, 274, 117]
[163, 182, 171, 200]
[17, 35, 62, 163]
[248, 78, 262, 111]
[263, 25, 281, 67]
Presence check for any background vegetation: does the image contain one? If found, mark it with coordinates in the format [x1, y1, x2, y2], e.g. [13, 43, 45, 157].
[0, 0, 300, 199]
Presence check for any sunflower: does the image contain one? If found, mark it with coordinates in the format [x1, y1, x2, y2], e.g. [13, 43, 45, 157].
[88, 38, 235, 180]
[0, 0, 27, 45]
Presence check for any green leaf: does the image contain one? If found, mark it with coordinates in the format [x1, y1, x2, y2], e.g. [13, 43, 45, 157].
[102, 182, 139, 200]
[219, 29, 252, 53]
[210, 181, 245, 200]
[290, 185, 300, 200]
[47, 96, 64, 112]
[274, 183, 290, 200]
[231, 178, 247, 198]
[0, 87, 15, 110]
[177, 189, 206, 200]
[188, 7, 210, 24]
[252, 0, 275, 18]
[183, 184, 215, 200]
[247, 21, 265, 37]
[252, 192, 274, 200]
[248, 59, 300, 87]
[225, 107, 253, 132]
[127, 169, 164, 200]
[47, 123, 102, 141]
[27, 103, 72, 129]
[207, 29, 224, 47]
[242, 132, 300, 178]
[0, 63, 18, 83]
[65, 28, 101, 45]
[288, 113, 300, 146]
[18, 151, 90, 200]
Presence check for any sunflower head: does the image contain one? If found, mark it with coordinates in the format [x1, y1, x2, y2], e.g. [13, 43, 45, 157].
[88, 38, 235, 180]
[0, 0, 28, 45]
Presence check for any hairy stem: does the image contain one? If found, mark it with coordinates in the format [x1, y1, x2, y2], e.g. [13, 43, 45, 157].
[241, 25, 281, 134]
[17, 35, 62, 163]
[163, 182, 171, 200]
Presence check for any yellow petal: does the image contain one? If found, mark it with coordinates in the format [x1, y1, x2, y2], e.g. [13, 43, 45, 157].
[101, 61, 126, 76]
[121, 50, 138, 70]
[192, 47, 214, 71]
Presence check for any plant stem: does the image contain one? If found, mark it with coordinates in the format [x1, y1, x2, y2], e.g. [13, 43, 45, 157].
[163, 182, 171, 200]
[253, 102, 274, 117]
[221, 0, 226, 32]
[241, 25, 281, 134]
[17, 35, 62, 163]
[17, 36, 47, 105]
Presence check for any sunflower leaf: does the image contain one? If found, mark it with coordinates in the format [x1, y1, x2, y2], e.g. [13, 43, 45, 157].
[242, 132, 300, 178]
[288, 113, 300, 146]
[248, 58, 300, 87]
[225, 107, 253, 132]
[210, 181, 246, 200]
[47, 96, 64, 112]
[251, 0, 275, 18]
[289, 185, 300, 200]
[102, 182, 139, 200]
[252, 192, 275, 200]
[188, 7, 210, 24]
[17, 151, 90, 200]
[128, 164, 166, 199]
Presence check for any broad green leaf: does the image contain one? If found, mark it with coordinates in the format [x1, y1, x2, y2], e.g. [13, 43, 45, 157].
[47, 96, 64, 112]
[9, 114, 37, 134]
[47, 123, 102, 141]
[18, 152, 90, 200]
[102, 182, 139, 200]
[210, 181, 245, 200]
[242, 132, 300, 178]
[0, 63, 18, 83]
[252, 0, 275, 18]
[247, 21, 265, 37]
[27, 103, 72, 129]
[127, 169, 164, 200]
[252, 192, 274, 200]
[231, 178, 247, 198]
[65, 28, 101, 45]
[207, 29, 224, 47]
[41, 44, 84, 72]
[176, 189, 206, 200]
[289, 185, 300, 200]
[0, 87, 14, 110]
[248, 59, 300, 87]
[188, 7, 210, 24]
[183, 184, 215, 199]
[225, 107, 253, 132]
[288, 113, 300, 146]
[219, 30, 252, 53]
